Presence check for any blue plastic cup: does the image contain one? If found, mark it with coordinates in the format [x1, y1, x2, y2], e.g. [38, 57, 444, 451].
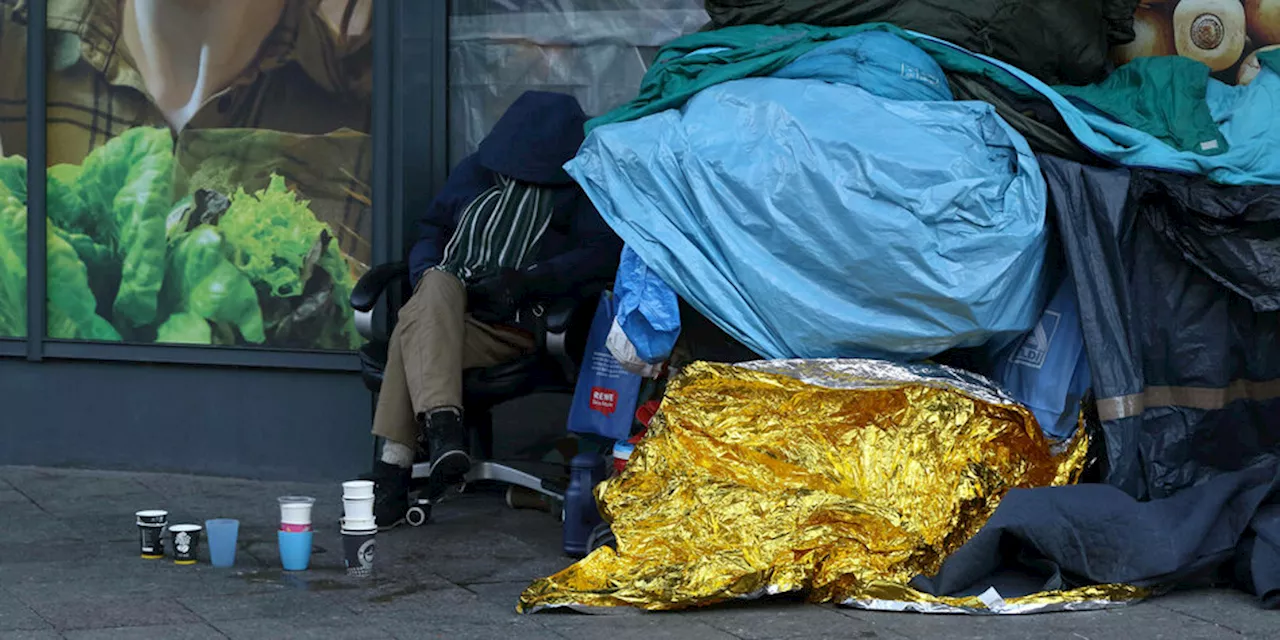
[204, 519, 239, 568]
[277, 530, 313, 571]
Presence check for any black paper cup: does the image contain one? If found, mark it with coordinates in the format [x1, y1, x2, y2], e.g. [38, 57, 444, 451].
[341, 528, 377, 578]
[135, 510, 168, 559]
[169, 524, 203, 565]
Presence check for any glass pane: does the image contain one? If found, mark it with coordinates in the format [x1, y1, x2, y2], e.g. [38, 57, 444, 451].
[0, 4, 28, 339]
[42, 0, 374, 350]
[448, 0, 708, 166]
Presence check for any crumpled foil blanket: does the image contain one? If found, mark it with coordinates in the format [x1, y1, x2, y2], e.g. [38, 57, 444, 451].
[520, 359, 1143, 614]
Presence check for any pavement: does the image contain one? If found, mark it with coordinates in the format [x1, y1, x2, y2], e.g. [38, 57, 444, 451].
[0, 465, 1273, 640]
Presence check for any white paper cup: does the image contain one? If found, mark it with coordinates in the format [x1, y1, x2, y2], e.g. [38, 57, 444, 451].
[278, 496, 316, 525]
[342, 480, 375, 499]
[342, 496, 374, 522]
[341, 517, 376, 531]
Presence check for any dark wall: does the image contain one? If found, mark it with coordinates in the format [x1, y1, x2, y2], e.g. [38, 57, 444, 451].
[0, 359, 372, 482]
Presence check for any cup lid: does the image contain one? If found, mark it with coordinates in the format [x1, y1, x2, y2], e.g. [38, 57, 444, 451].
[278, 496, 316, 505]
[135, 509, 168, 517]
[169, 524, 203, 532]
[341, 517, 376, 531]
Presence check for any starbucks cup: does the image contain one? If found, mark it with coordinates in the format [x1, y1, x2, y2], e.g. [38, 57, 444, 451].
[169, 524, 203, 565]
[341, 526, 377, 578]
[278, 496, 315, 531]
[136, 510, 168, 559]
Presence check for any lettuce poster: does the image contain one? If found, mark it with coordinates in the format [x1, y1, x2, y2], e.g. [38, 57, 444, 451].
[0, 3, 27, 339]
[0, 0, 373, 350]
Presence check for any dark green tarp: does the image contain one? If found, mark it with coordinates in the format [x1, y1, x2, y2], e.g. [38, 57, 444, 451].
[702, 0, 1140, 85]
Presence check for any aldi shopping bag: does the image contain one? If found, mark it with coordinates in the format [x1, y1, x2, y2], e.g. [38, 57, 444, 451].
[989, 274, 1092, 440]
[567, 292, 643, 441]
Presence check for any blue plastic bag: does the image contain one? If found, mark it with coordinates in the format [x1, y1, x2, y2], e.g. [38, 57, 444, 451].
[567, 292, 643, 441]
[989, 274, 1092, 440]
[611, 246, 681, 365]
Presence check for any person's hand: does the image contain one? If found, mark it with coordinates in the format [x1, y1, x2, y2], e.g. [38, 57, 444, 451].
[467, 268, 527, 324]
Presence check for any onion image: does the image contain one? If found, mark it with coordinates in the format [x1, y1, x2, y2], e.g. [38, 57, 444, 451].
[1174, 0, 1248, 71]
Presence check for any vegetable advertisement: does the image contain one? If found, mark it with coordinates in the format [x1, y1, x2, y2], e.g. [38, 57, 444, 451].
[0, 127, 362, 350]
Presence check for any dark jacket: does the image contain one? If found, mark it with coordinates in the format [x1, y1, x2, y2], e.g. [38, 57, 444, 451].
[702, 0, 1141, 86]
[408, 91, 620, 297]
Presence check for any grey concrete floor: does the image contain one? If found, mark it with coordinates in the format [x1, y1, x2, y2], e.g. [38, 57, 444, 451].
[0, 465, 1271, 639]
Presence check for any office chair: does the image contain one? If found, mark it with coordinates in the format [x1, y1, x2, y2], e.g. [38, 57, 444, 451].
[350, 260, 598, 526]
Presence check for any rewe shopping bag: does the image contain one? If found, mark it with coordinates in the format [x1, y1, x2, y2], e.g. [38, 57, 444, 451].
[567, 292, 643, 441]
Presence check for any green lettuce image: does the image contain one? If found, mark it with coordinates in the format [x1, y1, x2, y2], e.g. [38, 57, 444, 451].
[162, 226, 265, 345]
[74, 127, 174, 328]
[0, 166, 120, 341]
[0, 178, 26, 337]
[0, 126, 363, 350]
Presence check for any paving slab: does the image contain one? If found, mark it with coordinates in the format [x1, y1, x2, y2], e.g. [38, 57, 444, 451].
[680, 598, 881, 640]
[178, 590, 360, 624]
[3, 465, 1276, 640]
[23, 596, 201, 632]
[0, 483, 33, 505]
[62, 623, 227, 640]
[538, 613, 742, 640]
[0, 631, 63, 640]
[0, 468, 150, 503]
[0, 503, 79, 546]
[1156, 589, 1275, 638]
[212, 618, 394, 640]
[372, 616, 567, 640]
[0, 596, 49, 632]
[840, 603, 1244, 640]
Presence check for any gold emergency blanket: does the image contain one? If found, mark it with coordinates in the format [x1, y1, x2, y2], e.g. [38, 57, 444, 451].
[521, 359, 1139, 614]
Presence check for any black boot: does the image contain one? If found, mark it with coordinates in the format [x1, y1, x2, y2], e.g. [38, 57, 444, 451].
[361, 460, 410, 531]
[418, 408, 472, 497]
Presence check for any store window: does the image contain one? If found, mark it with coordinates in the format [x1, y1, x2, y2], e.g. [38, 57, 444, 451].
[0, 2, 27, 339]
[448, 0, 707, 165]
[25, 0, 374, 350]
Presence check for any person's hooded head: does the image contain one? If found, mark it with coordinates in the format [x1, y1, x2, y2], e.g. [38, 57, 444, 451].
[476, 91, 587, 186]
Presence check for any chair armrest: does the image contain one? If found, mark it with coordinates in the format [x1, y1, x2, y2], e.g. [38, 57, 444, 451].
[543, 298, 578, 335]
[351, 261, 410, 312]
[535, 295, 596, 386]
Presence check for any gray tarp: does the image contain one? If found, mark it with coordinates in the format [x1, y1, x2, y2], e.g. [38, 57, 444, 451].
[908, 158, 1280, 611]
[1040, 155, 1280, 500]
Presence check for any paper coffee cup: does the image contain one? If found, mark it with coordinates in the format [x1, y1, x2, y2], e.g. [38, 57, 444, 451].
[342, 496, 374, 522]
[169, 524, 203, 565]
[278, 496, 315, 525]
[136, 510, 168, 558]
[340, 528, 377, 578]
[342, 480, 375, 499]
[341, 517, 376, 531]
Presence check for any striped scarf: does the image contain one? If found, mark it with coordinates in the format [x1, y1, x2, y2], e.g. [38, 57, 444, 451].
[437, 174, 554, 284]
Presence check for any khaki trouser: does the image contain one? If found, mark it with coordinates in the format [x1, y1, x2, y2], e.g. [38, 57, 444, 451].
[371, 270, 535, 448]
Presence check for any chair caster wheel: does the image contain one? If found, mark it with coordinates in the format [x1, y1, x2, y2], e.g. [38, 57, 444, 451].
[406, 504, 430, 527]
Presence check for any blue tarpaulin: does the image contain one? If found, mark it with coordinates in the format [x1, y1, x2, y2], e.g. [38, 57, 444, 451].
[570, 32, 1048, 361]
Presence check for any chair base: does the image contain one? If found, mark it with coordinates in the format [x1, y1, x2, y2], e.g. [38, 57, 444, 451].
[405, 460, 566, 528]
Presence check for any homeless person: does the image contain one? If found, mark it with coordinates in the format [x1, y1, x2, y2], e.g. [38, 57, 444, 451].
[367, 91, 621, 528]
